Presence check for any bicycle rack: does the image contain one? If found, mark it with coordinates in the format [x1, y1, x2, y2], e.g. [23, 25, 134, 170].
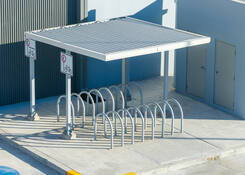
[117, 109, 134, 144]
[99, 88, 116, 134]
[118, 84, 135, 108]
[75, 84, 136, 131]
[127, 82, 144, 106]
[165, 98, 184, 133]
[57, 95, 76, 129]
[138, 104, 155, 140]
[158, 100, 175, 135]
[109, 85, 125, 111]
[148, 102, 165, 138]
[94, 113, 113, 149]
[99, 87, 115, 113]
[117, 83, 143, 133]
[78, 91, 96, 126]
[71, 93, 86, 128]
[56, 81, 184, 149]
[89, 89, 105, 122]
[107, 111, 124, 146]
[109, 85, 125, 132]
[127, 106, 145, 142]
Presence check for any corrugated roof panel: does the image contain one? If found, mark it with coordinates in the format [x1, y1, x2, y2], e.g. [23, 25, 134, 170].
[26, 17, 210, 61]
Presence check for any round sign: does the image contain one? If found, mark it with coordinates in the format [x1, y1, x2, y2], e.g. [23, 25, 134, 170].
[25, 39, 30, 47]
[61, 54, 66, 63]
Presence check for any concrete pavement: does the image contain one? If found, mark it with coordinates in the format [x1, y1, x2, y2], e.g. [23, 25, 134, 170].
[0, 77, 244, 175]
[159, 153, 245, 175]
[0, 138, 60, 175]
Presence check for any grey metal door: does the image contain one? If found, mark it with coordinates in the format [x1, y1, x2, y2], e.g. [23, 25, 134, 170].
[214, 40, 236, 110]
[187, 45, 207, 98]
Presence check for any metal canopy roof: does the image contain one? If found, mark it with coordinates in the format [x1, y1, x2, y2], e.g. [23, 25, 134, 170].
[25, 17, 210, 61]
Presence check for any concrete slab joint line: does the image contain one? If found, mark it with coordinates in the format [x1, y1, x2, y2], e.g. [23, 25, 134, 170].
[67, 170, 83, 175]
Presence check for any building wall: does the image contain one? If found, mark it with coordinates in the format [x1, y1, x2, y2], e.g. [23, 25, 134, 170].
[176, 0, 245, 119]
[161, 0, 176, 82]
[85, 0, 176, 88]
[0, 0, 76, 105]
[0, 0, 177, 105]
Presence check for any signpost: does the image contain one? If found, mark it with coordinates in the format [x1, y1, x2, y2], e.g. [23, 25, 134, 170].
[60, 51, 75, 139]
[25, 38, 39, 120]
[25, 38, 36, 60]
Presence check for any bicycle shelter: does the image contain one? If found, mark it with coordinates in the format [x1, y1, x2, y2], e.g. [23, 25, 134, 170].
[24, 17, 210, 138]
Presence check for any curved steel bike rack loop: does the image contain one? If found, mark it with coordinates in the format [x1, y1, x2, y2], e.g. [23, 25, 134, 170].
[71, 93, 86, 128]
[138, 104, 155, 140]
[107, 111, 124, 147]
[148, 102, 165, 138]
[109, 86, 126, 124]
[127, 107, 145, 142]
[94, 113, 113, 149]
[57, 95, 66, 122]
[99, 88, 116, 132]
[109, 85, 125, 111]
[70, 104, 75, 129]
[118, 85, 135, 133]
[99, 88, 117, 133]
[118, 85, 135, 108]
[57, 95, 76, 129]
[166, 98, 184, 133]
[158, 100, 175, 135]
[78, 91, 96, 126]
[117, 109, 134, 144]
[89, 89, 105, 122]
[108, 86, 118, 110]
[127, 82, 144, 105]
[99, 87, 115, 113]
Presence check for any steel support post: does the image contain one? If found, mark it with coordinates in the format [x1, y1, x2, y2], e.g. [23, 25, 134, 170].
[122, 58, 129, 107]
[66, 74, 72, 133]
[28, 58, 40, 121]
[63, 50, 76, 139]
[164, 51, 169, 100]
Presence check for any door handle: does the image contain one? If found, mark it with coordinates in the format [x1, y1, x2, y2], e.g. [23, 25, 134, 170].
[216, 71, 219, 74]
